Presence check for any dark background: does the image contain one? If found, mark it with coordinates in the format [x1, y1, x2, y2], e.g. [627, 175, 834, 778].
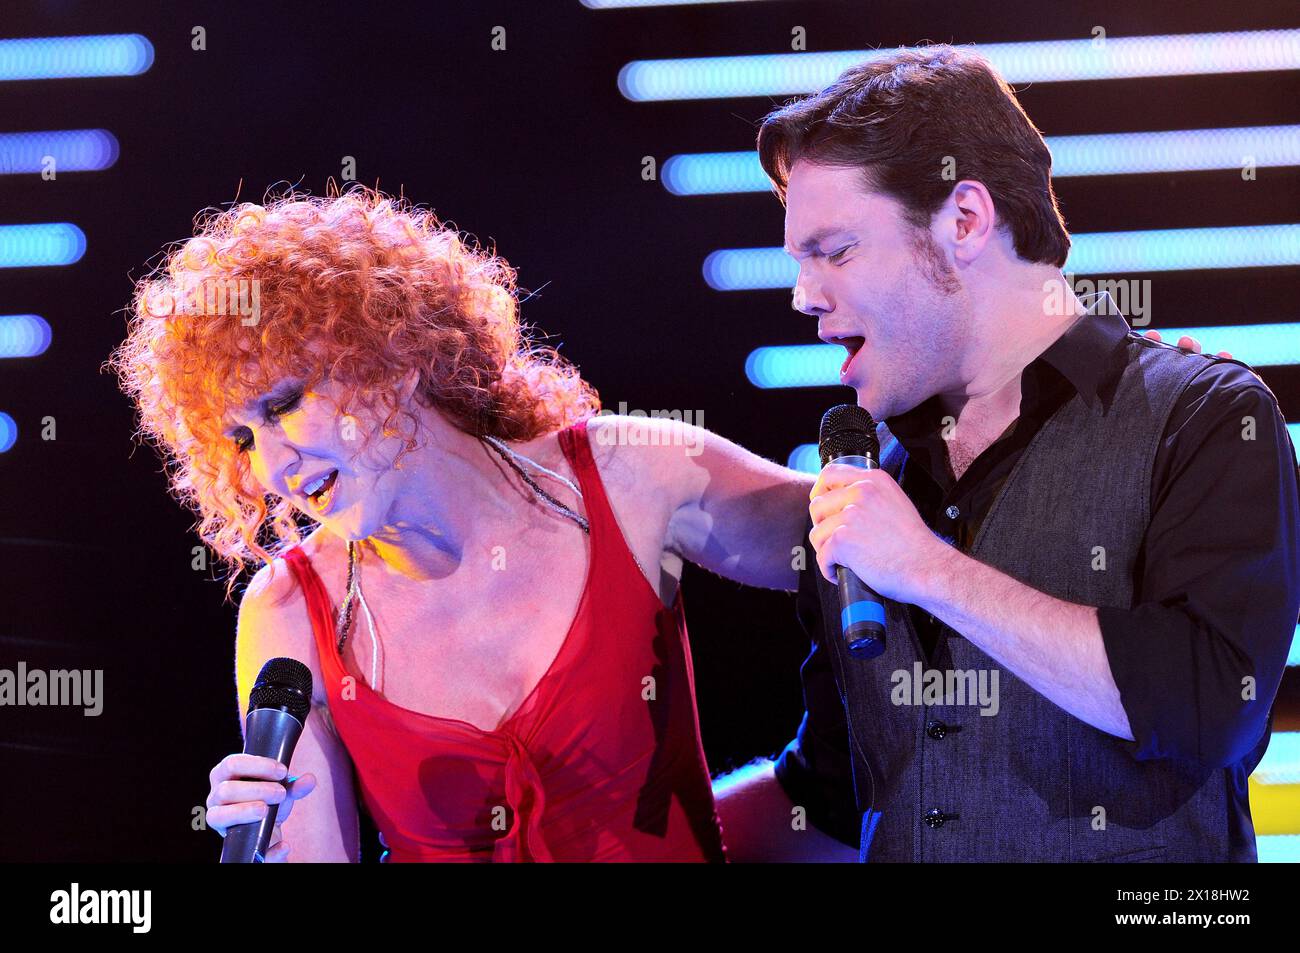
[1, 0, 1296, 861]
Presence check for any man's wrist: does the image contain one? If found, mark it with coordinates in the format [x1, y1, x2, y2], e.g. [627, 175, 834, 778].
[916, 540, 969, 617]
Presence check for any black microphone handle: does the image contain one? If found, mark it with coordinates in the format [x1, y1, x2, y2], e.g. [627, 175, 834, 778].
[219, 707, 306, 863]
[836, 564, 887, 659]
[829, 452, 887, 659]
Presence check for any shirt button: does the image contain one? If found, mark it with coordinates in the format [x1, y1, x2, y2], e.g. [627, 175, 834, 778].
[923, 808, 955, 829]
[925, 720, 949, 740]
[944, 505, 960, 519]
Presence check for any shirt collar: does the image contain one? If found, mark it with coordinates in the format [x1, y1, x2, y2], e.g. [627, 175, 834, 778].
[886, 297, 1132, 445]
[1036, 300, 1132, 410]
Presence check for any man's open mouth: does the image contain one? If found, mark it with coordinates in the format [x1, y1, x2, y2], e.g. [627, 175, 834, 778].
[825, 335, 866, 376]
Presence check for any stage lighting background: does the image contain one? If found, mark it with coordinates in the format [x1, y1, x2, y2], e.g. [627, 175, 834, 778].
[0, 0, 1297, 862]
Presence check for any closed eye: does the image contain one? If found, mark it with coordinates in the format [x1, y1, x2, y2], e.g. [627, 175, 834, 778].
[231, 384, 304, 452]
[828, 243, 856, 264]
[267, 388, 303, 420]
[230, 382, 305, 449]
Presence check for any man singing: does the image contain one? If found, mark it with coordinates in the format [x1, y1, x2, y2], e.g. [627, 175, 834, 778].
[717, 44, 1300, 862]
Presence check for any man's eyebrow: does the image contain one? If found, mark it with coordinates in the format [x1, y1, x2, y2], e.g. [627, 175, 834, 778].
[784, 227, 856, 255]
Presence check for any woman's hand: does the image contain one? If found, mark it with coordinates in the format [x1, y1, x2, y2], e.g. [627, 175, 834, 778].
[1142, 328, 1233, 359]
[205, 753, 318, 862]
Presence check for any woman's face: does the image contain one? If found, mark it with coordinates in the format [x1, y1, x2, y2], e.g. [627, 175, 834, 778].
[220, 373, 416, 541]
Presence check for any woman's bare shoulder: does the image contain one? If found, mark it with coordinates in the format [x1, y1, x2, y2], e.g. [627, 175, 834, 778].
[583, 413, 691, 499]
[236, 533, 335, 712]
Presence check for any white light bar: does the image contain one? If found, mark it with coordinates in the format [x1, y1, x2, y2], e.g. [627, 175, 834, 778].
[706, 225, 1300, 291]
[662, 125, 1300, 194]
[620, 30, 1300, 101]
[752, 323, 1300, 395]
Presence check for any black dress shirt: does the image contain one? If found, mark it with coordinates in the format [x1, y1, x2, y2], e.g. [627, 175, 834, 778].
[776, 308, 1300, 850]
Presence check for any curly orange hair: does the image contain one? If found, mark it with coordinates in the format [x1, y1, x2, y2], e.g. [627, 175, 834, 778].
[107, 184, 600, 600]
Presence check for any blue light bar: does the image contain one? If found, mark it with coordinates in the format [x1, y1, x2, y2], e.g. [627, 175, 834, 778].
[748, 344, 844, 389]
[793, 438, 1300, 477]
[787, 438, 898, 474]
[620, 29, 1300, 101]
[0, 223, 86, 268]
[1128, 323, 1300, 366]
[1258, 835, 1300, 863]
[0, 314, 51, 358]
[1067, 225, 1300, 274]
[0, 129, 119, 175]
[0, 412, 15, 453]
[704, 247, 790, 290]
[1290, 622, 1300, 667]
[706, 225, 1300, 291]
[0, 34, 154, 82]
[664, 125, 1300, 195]
[795, 428, 1299, 471]
[662, 152, 768, 195]
[1048, 125, 1300, 177]
[787, 443, 822, 473]
[750, 323, 1300, 392]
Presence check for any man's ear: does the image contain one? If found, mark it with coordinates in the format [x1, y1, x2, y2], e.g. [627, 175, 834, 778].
[946, 179, 997, 264]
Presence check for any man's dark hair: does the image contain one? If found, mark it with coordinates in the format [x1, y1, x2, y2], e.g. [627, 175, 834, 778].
[758, 44, 1071, 268]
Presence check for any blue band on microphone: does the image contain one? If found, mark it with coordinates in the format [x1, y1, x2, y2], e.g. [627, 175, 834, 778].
[842, 600, 886, 629]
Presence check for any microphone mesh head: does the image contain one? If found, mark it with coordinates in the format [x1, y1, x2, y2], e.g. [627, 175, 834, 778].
[819, 404, 879, 467]
[248, 657, 313, 720]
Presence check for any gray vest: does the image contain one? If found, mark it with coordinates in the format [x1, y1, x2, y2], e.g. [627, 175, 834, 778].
[818, 331, 1251, 862]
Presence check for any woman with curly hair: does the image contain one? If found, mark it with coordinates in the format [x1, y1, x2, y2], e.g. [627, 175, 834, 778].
[110, 185, 819, 862]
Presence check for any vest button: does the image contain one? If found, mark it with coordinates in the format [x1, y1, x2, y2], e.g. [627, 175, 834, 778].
[944, 505, 960, 520]
[925, 720, 948, 740]
[923, 808, 955, 829]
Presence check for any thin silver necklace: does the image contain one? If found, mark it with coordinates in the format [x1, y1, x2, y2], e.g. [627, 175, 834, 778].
[333, 435, 588, 657]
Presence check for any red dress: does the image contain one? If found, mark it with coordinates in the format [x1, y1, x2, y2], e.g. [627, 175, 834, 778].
[281, 418, 727, 862]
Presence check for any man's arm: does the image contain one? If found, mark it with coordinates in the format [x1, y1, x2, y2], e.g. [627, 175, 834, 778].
[918, 551, 1132, 736]
[808, 468, 1137, 737]
[1094, 366, 1300, 767]
[590, 414, 815, 591]
[809, 364, 1300, 769]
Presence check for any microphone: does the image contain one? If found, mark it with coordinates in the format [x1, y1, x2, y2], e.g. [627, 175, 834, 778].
[818, 404, 887, 659]
[220, 657, 313, 863]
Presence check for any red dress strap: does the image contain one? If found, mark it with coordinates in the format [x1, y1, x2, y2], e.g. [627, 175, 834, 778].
[281, 543, 338, 663]
[556, 416, 645, 579]
[557, 417, 614, 529]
